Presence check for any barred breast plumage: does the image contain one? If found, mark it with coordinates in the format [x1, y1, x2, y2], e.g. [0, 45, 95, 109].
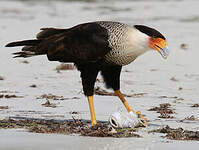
[96, 21, 149, 66]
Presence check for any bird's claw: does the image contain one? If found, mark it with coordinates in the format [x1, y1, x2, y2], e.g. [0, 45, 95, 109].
[136, 111, 148, 127]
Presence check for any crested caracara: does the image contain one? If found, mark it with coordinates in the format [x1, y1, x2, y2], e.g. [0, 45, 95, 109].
[6, 21, 169, 126]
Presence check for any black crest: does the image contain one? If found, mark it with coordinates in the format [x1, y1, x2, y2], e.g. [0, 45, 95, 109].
[134, 25, 166, 40]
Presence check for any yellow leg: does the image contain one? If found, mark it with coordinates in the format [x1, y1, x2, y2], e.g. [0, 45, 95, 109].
[114, 90, 148, 126]
[115, 90, 134, 112]
[87, 96, 97, 126]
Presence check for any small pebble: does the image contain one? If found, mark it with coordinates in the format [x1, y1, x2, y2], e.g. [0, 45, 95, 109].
[0, 76, 4, 80]
[180, 43, 188, 50]
[30, 84, 37, 88]
[170, 77, 179, 82]
[21, 60, 29, 64]
[178, 87, 183, 90]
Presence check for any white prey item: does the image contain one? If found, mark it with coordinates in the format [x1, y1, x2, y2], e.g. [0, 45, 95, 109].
[109, 111, 142, 128]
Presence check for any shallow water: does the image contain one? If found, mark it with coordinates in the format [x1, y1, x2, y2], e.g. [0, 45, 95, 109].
[0, 0, 199, 149]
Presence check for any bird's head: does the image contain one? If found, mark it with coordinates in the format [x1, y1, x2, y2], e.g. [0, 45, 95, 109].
[134, 25, 169, 59]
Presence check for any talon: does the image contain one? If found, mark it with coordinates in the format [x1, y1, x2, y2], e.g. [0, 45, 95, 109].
[114, 90, 148, 127]
[91, 120, 97, 126]
[136, 111, 141, 116]
[136, 111, 148, 127]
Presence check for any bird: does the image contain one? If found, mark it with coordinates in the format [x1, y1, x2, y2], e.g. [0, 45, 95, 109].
[6, 21, 169, 126]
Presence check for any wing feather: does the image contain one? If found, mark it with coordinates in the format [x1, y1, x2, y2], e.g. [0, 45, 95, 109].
[45, 23, 111, 62]
[6, 22, 111, 62]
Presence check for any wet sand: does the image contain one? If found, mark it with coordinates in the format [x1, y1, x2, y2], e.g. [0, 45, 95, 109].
[0, 129, 199, 150]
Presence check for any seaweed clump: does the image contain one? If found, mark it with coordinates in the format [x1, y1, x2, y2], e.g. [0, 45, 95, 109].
[0, 94, 23, 99]
[37, 94, 66, 100]
[148, 103, 175, 119]
[0, 118, 141, 138]
[150, 125, 199, 141]
[94, 86, 147, 98]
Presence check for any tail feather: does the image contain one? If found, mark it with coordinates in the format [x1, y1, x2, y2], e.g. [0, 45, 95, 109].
[22, 46, 36, 52]
[36, 28, 67, 39]
[5, 39, 40, 47]
[5, 39, 41, 58]
[12, 51, 36, 58]
[6, 27, 67, 58]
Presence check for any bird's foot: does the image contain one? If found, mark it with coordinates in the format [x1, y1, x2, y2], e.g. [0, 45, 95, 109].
[136, 111, 148, 127]
[91, 120, 97, 126]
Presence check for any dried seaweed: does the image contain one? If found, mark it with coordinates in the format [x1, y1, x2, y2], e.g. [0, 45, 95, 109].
[148, 103, 175, 119]
[69, 111, 79, 114]
[150, 69, 158, 72]
[170, 77, 179, 82]
[181, 115, 199, 122]
[0, 106, 8, 109]
[42, 100, 57, 108]
[0, 118, 141, 138]
[0, 76, 4, 80]
[21, 60, 29, 64]
[158, 113, 174, 119]
[37, 94, 79, 101]
[0, 90, 18, 93]
[150, 125, 199, 141]
[30, 84, 37, 88]
[94, 87, 147, 98]
[191, 104, 199, 107]
[56, 64, 75, 71]
[158, 96, 178, 99]
[178, 87, 183, 90]
[37, 94, 66, 100]
[0, 94, 23, 99]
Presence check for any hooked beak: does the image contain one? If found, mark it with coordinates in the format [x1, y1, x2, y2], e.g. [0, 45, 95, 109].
[155, 45, 169, 59]
[149, 38, 169, 59]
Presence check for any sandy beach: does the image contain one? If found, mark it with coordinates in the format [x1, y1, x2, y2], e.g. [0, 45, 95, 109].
[0, 0, 199, 149]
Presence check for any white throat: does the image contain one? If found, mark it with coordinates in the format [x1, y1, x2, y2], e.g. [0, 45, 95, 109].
[127, 28, 150, 57]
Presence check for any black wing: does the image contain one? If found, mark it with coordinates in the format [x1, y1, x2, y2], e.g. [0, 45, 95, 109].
[6, 22, 111, 62]
[45, 22, 111, 62]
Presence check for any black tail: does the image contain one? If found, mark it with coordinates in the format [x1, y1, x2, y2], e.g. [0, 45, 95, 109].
[36, 28, 67, 39]
[6, 27, 67, 58]
[5, 39, 41, 58]
[5, 39, 40, 47]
